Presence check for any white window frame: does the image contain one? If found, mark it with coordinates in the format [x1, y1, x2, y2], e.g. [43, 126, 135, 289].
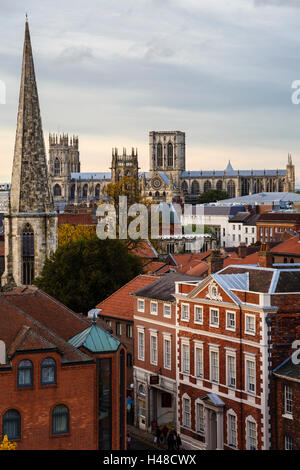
[137, 298, 145, 313]
[194, 343, 204, 378]
[245, 314, 256, 335]
[246, 416, 257, 450]
[194, 305, 203, 325]
[245, 355, 256, 395]
[226, 352, 236, 389]
[150, 332, 158, 365]
[284, 385, 293, 416]
[163, 335, 172, 370]
[150, 301, 158, 315]
[227, 410, 237, 448]
[210, 346, 219, 384]
[137, 328, 145, 361]
[181, 341, 190, 374]
[163, 303, 171, 318]
[285, 435, 293, 450]
[209, 307, 219, 328]
[226, 311, 236, 331]
[182, 394, 191, 429]
[195, 400, 205, 434]
[181, 303, 190, 322]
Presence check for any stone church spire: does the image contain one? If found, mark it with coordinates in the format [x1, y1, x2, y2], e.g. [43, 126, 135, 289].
[10, 19, 53, 214]
[1, 20, 57, 289]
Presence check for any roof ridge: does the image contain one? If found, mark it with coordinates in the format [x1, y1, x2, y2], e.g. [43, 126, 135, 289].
[96, 274, 159, 308]
[0, 296, 91, 362]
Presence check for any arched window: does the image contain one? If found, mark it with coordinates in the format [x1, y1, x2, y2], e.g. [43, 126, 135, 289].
[246, 416, 257, 450]
[53, 184, 61, 197]
[41, 358, 56, 385]
[22, 224, 34, 285]
[52, 405, 69, 435]
[278, 179, 284, 192]
[157, 143, 163, 167]
[54, 158, 61, 176]
[18, 359, 33, 388]
[216, 180, 223, 192]
[227, 180, 236, 198]
[191, 180, 200, 195]
[82, 184, 88, 198]
[95, 184, 100, 199]
[204, 180, 212, 193]
[167, 142, 173, 167]
[290, 258, 294, 263]
[241, 179, 249, 196]
[70, 184, 75, 200]
[155, 191, 160, 197]
[284, 257, 287, 263]
[2, 410, 21, 440]
[181, 181, 188, 194]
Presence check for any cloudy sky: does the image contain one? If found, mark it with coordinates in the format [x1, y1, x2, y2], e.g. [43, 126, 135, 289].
[0, 0, 300, 186]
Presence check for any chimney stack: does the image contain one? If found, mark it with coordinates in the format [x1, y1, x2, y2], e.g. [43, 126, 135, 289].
[208, 250, 224, 274]
[258, 244, 273, 268]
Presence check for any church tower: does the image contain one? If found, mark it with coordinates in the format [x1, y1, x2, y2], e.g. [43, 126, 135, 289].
[149, 131, 185, 189]
[110, 147, 139, 184]
[48, 133, 80, 203]
[1, 19, 57, 289]
[284, 153, 295, 192]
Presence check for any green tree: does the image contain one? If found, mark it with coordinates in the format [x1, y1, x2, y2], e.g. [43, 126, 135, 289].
[197, 190, 229, 204]
[34, 237, 143, 314]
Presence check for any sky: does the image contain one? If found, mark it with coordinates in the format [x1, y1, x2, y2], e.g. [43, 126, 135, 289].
[0, 0, 300, 186]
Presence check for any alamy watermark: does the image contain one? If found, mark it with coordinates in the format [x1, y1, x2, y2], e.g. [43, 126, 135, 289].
[96, 197, 206, 244]
[291, 340, 300, 365]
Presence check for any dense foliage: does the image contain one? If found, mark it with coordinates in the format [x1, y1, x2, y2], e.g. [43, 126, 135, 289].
[197, 190, 229, 204]
[34, 237, 143, 314]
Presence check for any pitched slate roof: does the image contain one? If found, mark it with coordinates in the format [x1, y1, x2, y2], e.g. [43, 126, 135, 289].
[133, 272, 201, 302]
[273, 355, 300, 381]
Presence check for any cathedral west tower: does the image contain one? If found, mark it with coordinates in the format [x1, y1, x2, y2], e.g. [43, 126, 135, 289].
[1, 19, 57, 288]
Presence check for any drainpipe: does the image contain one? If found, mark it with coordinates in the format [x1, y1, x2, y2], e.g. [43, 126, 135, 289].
[265, 314, 272, 449]
[239, 304, 244, 450]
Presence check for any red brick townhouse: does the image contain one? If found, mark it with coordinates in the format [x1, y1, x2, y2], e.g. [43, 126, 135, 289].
[271, 349, 300, 450]
[132, 272, 200, 432]
[96, 274, 159, 396]
[174, 262, 300, 450]
[0, 287, 126, 450]
[257, 212, 300, 243]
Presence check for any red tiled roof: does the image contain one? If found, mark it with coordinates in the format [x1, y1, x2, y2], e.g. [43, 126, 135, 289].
[223, 251, 259, 267]
[143, 261, 168, 274]
[0, 288, 93, 365]
[130, 241, 158, 260]
[58, 213, 94, 226]
[96, 274, 159, 321]
[270, 235, 300, 255]
[184, 261, 208, 277]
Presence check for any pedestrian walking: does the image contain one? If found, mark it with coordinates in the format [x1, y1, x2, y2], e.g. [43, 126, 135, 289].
[167, 430, 175, 451]
[162, 425, 168, 444]
[176, 433, 182, 450]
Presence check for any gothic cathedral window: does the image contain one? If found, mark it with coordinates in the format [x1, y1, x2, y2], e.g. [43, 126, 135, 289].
[54, 158, 61, 176]
[22, 224, 34, 285]
[167, 143, 173, 167]
[157, 143, 163, 167]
